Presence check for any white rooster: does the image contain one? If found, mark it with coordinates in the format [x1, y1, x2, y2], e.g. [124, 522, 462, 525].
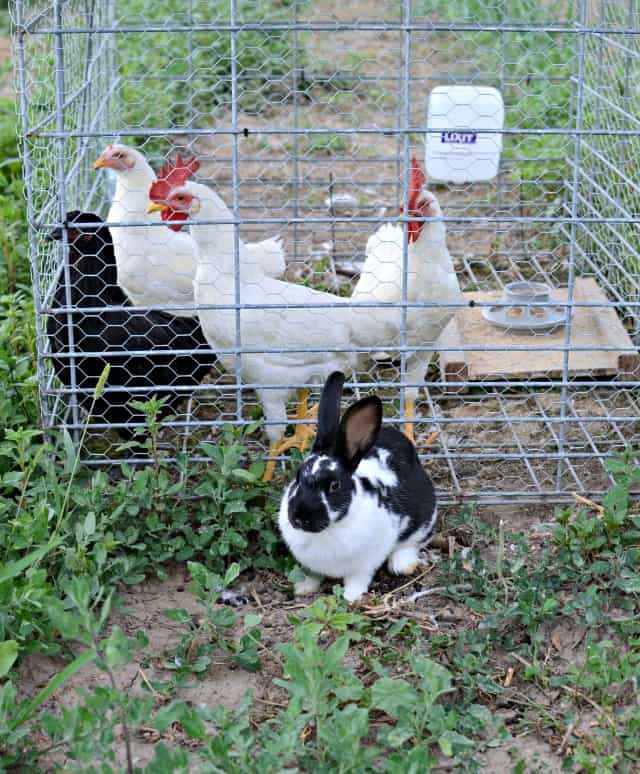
[93, 143, 285, 315]
[352, 159, 462, 442]
[146, 158, 396, 480]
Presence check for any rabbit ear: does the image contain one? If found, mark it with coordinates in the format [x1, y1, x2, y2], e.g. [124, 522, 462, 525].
[312, 371, 345, 453]
[335, 396, 382, 471]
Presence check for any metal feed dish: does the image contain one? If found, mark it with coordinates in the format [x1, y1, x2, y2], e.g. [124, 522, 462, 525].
[482, 281, 570, 333]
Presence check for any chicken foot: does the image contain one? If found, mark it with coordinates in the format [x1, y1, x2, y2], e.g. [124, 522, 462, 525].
[404, 400, 440, 450]
[262, 389, 320, 482]
[403, 399, 417, 444]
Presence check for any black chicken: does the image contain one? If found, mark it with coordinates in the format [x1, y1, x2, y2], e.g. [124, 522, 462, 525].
[47, 210, 216, 445]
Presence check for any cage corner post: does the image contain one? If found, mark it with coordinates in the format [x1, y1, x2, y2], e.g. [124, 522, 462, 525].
[555, 0, 588, 495]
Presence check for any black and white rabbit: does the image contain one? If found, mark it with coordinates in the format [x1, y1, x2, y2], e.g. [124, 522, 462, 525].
[278, 371, 438, 602]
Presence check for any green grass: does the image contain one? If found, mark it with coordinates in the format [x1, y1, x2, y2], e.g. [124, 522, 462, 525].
[0, 7, 9, 35]
[3, 445, 640, 770]
[117, 0, 307, 155]
[299, 131, 352, 156]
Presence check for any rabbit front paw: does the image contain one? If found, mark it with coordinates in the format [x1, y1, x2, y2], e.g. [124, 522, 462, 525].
[294, 573, 323, 596]
[388, 546, 420, 576]
[343, 573, 374, 603]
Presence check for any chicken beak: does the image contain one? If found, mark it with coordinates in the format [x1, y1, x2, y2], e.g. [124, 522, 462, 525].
[146, 202, 168, 214]
[93, 155, 108, 169]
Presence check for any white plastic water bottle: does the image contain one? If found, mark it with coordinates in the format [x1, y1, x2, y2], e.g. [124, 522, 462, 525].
[425, 85, 505, 183]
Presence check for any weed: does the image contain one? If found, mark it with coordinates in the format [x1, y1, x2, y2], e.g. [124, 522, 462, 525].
[553, 450, 640, 595]
[164, 561, 263, 677]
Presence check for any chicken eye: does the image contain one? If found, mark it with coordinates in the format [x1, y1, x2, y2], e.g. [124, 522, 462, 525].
[329, 480, 340, 493]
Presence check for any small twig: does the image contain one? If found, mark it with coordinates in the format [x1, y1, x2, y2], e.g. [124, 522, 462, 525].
[138, 725, 161, 741]
[381, 565, 433, 601]
[250, 588, 265, 612]
[561, 685, 616, 728]
[511, 652, 536, 671]
[404, 583, 472, 604]
[503, 666, 515, 688]
[244, 630, 284, 667]
[572, 492, 604, 518]
[253, 696, 288, 708]
[511, 652, 616, 729]
[558, 718, 576, 755]
[359, 566, 433, 615]
[138, 667, 162, 700]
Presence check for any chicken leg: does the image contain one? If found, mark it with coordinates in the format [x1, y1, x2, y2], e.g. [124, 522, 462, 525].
[262, 389, 319, 482]
[405, 398, 440, 449]
[403, 399, 417, 444]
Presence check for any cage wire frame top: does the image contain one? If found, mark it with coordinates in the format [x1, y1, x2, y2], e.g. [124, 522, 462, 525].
[12, 0, 640, 505]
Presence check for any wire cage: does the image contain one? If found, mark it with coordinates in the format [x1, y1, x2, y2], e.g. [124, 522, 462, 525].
[12, 0, 640, 504]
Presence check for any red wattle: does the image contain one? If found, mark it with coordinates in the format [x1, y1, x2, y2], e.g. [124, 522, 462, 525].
[160, 208, 189, 232]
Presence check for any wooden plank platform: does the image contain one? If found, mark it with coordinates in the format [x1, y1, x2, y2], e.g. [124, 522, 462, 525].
[440, 278, 640, 383]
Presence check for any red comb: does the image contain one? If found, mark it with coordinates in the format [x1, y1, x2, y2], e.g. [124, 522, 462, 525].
[148, 153, 200, 201]
[402, 157, 427, 243]
[407, 156, 426, 210]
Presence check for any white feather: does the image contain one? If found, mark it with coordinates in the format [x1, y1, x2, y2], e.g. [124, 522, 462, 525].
[357, 449, 398, 488]
[245, 236, 286, 279]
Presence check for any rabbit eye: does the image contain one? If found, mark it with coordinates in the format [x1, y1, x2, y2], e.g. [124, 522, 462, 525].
[329, 480, 340, 493]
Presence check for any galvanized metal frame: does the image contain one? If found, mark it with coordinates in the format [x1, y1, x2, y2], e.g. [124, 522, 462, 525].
[12, 0, 640, 504]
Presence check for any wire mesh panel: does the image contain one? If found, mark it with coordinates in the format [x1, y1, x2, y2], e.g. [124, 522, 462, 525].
[12, 0, 640, 504]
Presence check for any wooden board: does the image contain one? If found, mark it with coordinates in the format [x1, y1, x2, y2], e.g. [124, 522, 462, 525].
[439, 278, 640, 383]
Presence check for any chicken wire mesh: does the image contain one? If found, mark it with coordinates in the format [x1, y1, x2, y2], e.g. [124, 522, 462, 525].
[12, 0, 640, 504]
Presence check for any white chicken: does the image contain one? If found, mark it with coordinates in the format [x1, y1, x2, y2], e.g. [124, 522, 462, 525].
[146, 158, 395, 479]
[352, 159, 462, 441]
[93, 143, 285, 315]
